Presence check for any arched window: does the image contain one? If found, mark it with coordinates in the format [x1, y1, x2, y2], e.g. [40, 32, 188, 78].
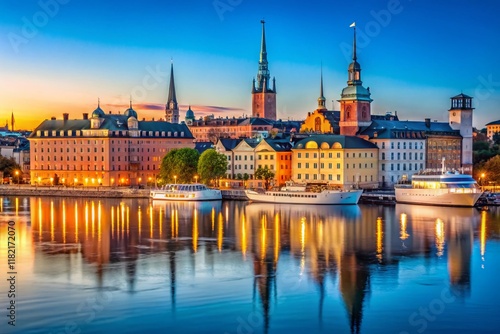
[315, 117, 321, 132]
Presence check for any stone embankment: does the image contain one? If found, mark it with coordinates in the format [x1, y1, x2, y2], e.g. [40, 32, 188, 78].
[0, 185, 150, 198]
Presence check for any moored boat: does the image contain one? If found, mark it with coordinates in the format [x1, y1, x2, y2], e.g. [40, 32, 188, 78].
[150, 183, 222, 201]
[394, 171, 482, 207]
[245, 182, 362, 205]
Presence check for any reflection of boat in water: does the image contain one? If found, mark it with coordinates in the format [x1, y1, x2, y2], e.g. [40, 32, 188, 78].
[150, 183, 222, 201]
[245, 202, 361, 219]
[395, 203, 479, 224]
[151, 199, 222, 214]
[245, 182, 362, 205]
[394, 170, 482, 207]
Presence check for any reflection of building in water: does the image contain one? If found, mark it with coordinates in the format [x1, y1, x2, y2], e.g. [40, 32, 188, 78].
[395, 204, 477, 294]
[246, 203, 375, 333]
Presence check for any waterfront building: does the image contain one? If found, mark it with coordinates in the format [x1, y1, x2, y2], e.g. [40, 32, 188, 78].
[485, 119, 500, 141]
[214, 138, 243, 178]
[29, 103, 194, 187]
[251, 20, 277, 120]
[291, 135, 378, 189]
[231, 138, 259, 179]
[255, 138, 293, 186]
[188, 116, 274, 142]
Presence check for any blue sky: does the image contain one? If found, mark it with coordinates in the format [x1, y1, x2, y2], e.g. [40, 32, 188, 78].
[1, 0, 499, 129]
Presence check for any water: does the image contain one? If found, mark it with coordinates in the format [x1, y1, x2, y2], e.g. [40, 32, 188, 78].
[1, 196, 499, 334]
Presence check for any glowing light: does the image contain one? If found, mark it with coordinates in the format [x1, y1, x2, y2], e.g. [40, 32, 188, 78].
[74, 202, 78, 243]
[50, 200, 54, 242]
[400, 213, 409, 240]
[260, 214, 267, 260]
[217, 212, 223, 252]
[435, 218, 445, 257]
[300, 217, 306, 273]
[241, 213, 247, 258]
[193, 208, 198, 253]
[480, 210, 487, 262]
[274, 212, 280, 263]
[62, 200, 66, 244]
[376, 217, 383, 262]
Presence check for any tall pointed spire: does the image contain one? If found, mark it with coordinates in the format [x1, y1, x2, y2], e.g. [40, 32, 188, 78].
[129, 95, 132, 109]
[168, 61, 177, 105]
[352, 25, 357, 61]
[98, 97, 100, 108]
[165, 60, 179, 123]
[256, 20, 271, 92]
[260, 20, 267, 63]
[318, 65, 326, 110]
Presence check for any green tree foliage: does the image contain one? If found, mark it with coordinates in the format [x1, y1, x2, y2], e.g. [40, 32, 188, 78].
[481, 155, 500, 184]
[254, 166, 275, 189]
[493, 132, 500, 146]
[197, 149, 227, 185]
[0, 155, 20, 177]
[158, 148, 200, 184]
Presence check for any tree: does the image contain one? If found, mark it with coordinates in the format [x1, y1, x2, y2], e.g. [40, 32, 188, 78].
[254, 166, 275, 189]
[481, 155, 500, 184]
[158, 148, 200, 184]
[197, 149, 227, 185]
[0, 155, 20, 178]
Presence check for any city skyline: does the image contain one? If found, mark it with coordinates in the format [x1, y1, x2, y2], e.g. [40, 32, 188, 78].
[1, 0, 499, 130]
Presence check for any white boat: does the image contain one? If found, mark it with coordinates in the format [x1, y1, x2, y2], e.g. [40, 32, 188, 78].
[150, 183, 222, 201]
[245, 182, 363, 205]
[394, 171, 483, 207]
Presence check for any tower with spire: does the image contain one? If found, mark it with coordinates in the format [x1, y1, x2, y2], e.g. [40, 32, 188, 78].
[252, 20, 277, 120]
[165, 61, 180, 124]
[338, 23, 372, 136]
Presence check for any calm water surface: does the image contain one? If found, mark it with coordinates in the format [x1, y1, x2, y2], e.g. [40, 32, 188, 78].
[1, 196, 499, 334]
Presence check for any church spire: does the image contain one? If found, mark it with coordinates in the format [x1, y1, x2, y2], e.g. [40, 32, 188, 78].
[168, 61, 177, 105]
[318, 66, 326, 110]
[165, 60, 180, 123]
[260, 20, 267, 63]
[352, 24, 357, 62]
[256, 20, 271, 92]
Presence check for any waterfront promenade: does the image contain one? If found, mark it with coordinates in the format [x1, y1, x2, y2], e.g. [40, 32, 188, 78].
[0, 185, 248, 200]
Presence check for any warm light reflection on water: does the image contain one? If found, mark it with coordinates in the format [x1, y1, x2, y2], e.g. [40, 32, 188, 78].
[1, 197, 499, 334]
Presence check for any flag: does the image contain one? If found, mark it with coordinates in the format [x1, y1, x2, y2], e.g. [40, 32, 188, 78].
[350, 22, 356, 28]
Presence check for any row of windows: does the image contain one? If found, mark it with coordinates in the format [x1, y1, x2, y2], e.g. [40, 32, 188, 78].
[381, 163, 424, 171]
[36, 130, 185, 138]
[297, 174, 342, 181]
[34, 164, 158, 171]
[380, 141, 425, 150]
[297, 152, 369, 159]
[382, 152, 425, 160]
[34, 155, 157, 162]
[34, 139, 175, 145]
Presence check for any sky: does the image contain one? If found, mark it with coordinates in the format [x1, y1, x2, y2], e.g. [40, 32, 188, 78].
[1, 0, 499, 130]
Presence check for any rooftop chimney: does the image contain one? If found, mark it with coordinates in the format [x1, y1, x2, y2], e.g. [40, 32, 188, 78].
[83, 113, 88, 120]
[63, 113, 69, 121]
[51, 116, 56, 120]
[424, 118, 430, 128]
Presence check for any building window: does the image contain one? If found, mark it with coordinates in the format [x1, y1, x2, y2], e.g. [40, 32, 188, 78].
[382, 152, 385, 160]
[382, 163, 385, 171]
[298, 163, 301, 168]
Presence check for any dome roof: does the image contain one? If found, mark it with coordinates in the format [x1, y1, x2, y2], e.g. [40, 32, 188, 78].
[92, 106, 105, 118]
[340, 85, 372, 102]
[185, 106, 195, 118]
[124, 107, 138, 119]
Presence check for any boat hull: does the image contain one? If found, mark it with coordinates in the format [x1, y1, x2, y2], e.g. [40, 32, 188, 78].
[395, 188, 482, 207]
[245, 189, 362, 205]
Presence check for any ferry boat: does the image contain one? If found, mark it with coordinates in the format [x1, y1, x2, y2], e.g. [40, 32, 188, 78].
[245, 182, 363, 205]
[150, 183, 222, 201]
[394, 171, 482, 207]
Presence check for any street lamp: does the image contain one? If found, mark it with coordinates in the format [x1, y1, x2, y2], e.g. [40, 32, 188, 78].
[174, 175, 177, 184]
[481, 173, 486, 191]
[194, 175, 198, 184]
[15, 170, 19, 185]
